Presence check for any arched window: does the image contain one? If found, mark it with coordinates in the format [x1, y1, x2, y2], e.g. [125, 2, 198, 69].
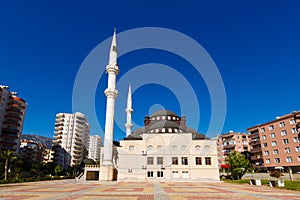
[172, 145, 177, 151]
[157, 145, 162, 151]
[204, 145, 211, 151]
[129, 145, 134, 152]
[195, 145, 201, 151]
[181, 145, 187, 151]
[147, 145, 153, 151]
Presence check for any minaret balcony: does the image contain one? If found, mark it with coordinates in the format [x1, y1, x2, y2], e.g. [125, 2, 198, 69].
[104, 88, 118, 98]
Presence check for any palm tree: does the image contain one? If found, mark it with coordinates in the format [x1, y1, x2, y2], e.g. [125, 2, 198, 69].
[0, 150, 17, 180]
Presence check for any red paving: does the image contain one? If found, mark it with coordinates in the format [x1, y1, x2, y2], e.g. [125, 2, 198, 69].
[0, 179, 299, 199]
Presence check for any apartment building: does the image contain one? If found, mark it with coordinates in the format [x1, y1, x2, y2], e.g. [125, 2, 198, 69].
[217, 131, 250, 166]
[19, 139, 46, 162]
[0, 85, 27, 152]
[88, 135, 101, 162]
[247, 111, 300, 171]
[52, 112, 90, 167]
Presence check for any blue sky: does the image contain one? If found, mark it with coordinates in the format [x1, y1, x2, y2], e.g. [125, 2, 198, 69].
[0, 1, 299, 141]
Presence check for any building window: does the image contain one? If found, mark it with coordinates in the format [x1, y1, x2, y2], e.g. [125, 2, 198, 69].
[147, 145, 153, 151]
[172, 145, 177, 151]
[262, 135, 266, 140]
[155, 129, 159, 133]
[161, 128, 165, 133]
[264, 151, 269, 156]
[181, 157, 188, 165]
[168, 128, 172, 132]
[294, 137, 300, 142]
[147, 157, 154, 165]
[157, 157, 163, 165]
[296, 146, 300, 152]
[266, 159, 270, 164]
[273, 149, 279, 155]
[195, 145, 201, 151]
[129, 145, 134, 152]
[281, 130, 287, 136]
[157, 171, 164, 177]
[286, 157, 292, 163]
[263, 143, 268, 147]
[271, 141, 277, 146]
[162, 116, 166, 120]
[205, 157, 212, 165]
[172, 171, 179, 178]
[181, 145, 187, 151]
[285, 147, 291, 153]
[270, 133, 276, 138]
[156, 116, 160, 120]
[157, 145, 162, 151]
[298, 156, 300, 162]
[195, 157, 202, 165]
[290, 119, 296, 124]
[292, 128, 298, 133]
[147, 171, 154, 177]
[274, 158, 280, 163]
[279, 122, 285, 127]
[260, 128, 265, 133]
[168, 116, 171, 120]
[172, 157, 178, 165]
[182, 171, 189, 178]
[283, 139, 289, 144]
[268, 125, 274, 130]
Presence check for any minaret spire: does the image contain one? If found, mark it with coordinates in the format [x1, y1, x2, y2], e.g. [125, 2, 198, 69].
[125, 84, 133, 137]
[102, 29, 119, 168]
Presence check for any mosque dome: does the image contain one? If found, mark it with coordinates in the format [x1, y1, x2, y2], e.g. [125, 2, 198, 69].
[150, 110, 179, 118]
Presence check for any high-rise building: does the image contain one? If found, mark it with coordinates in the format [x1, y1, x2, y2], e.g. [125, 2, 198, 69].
[88, 135, 102, 162]
[217, 131, 250, 167]
[247, 111, 300, 172]
[52, 112, 90, 167]
[19, 139, 46, 162]
[0, 85, 27, 152]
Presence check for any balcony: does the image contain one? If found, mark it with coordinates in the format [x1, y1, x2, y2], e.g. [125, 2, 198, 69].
[54, 126, 63, 131]
[250, 147, 262, 153]
[54, 135, 62, 139]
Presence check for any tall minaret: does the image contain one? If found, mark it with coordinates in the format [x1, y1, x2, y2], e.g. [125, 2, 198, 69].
[102, 29, 119, 166]
[125, 85, 133, 137]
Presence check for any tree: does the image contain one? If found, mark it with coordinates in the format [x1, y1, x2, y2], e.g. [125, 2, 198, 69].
[225, 151, 250, 180]
[54, 165, 62, 176]
[0, 150, 17, 180]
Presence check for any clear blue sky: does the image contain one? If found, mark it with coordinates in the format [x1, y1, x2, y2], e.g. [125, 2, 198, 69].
[0, 1, 299, 141]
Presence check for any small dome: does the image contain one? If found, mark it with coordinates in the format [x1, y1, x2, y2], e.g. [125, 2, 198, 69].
[150, 110, 179, 118]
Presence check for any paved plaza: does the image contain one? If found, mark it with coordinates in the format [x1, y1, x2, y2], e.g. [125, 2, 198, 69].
[0, 179, 299, 200]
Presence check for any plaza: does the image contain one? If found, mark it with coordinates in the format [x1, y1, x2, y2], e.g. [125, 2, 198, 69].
[0, 179, 299, 200]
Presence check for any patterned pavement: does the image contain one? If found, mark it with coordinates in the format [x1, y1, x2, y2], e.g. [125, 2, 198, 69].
[0, 179, 299, 200]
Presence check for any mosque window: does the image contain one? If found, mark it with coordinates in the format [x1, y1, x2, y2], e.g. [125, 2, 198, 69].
[181, 145, 187, 151]
[162, 116, 166, 120]
[152, 117, 155, 120]
[204, 145, 211, 151]
[168, 116, 171, 120]
[157, 145, 162, 151]
[181, 157, 188, 165]
[157, 116, 160, 120]
[172, 157, 178, 165]
[173, 117, 176, 120]
[172, 145, 177, 151]
[179, 130, 183, 133]
[147, 145, 153, 151]
[195, 157, 202, 165]
[150, 130, 154, 133]
[205, 157, 212, 165]
[155, 129, 159, 133]
[195, 145, 201, 151]
[157, 157, 163, 165]
[147, 171, 154, 177]
[174, 129, 178, 133]
[168, 128, 172, 133]
[147, 157, 154, 165]
[129, 145, 134, 152]
[157, 171, 164, 177]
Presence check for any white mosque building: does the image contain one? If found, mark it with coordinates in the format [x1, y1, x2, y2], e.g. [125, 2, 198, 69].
[83, 29, 220, 182]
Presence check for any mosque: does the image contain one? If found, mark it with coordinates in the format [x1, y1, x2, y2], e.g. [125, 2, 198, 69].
[83, 30, 220, 182]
